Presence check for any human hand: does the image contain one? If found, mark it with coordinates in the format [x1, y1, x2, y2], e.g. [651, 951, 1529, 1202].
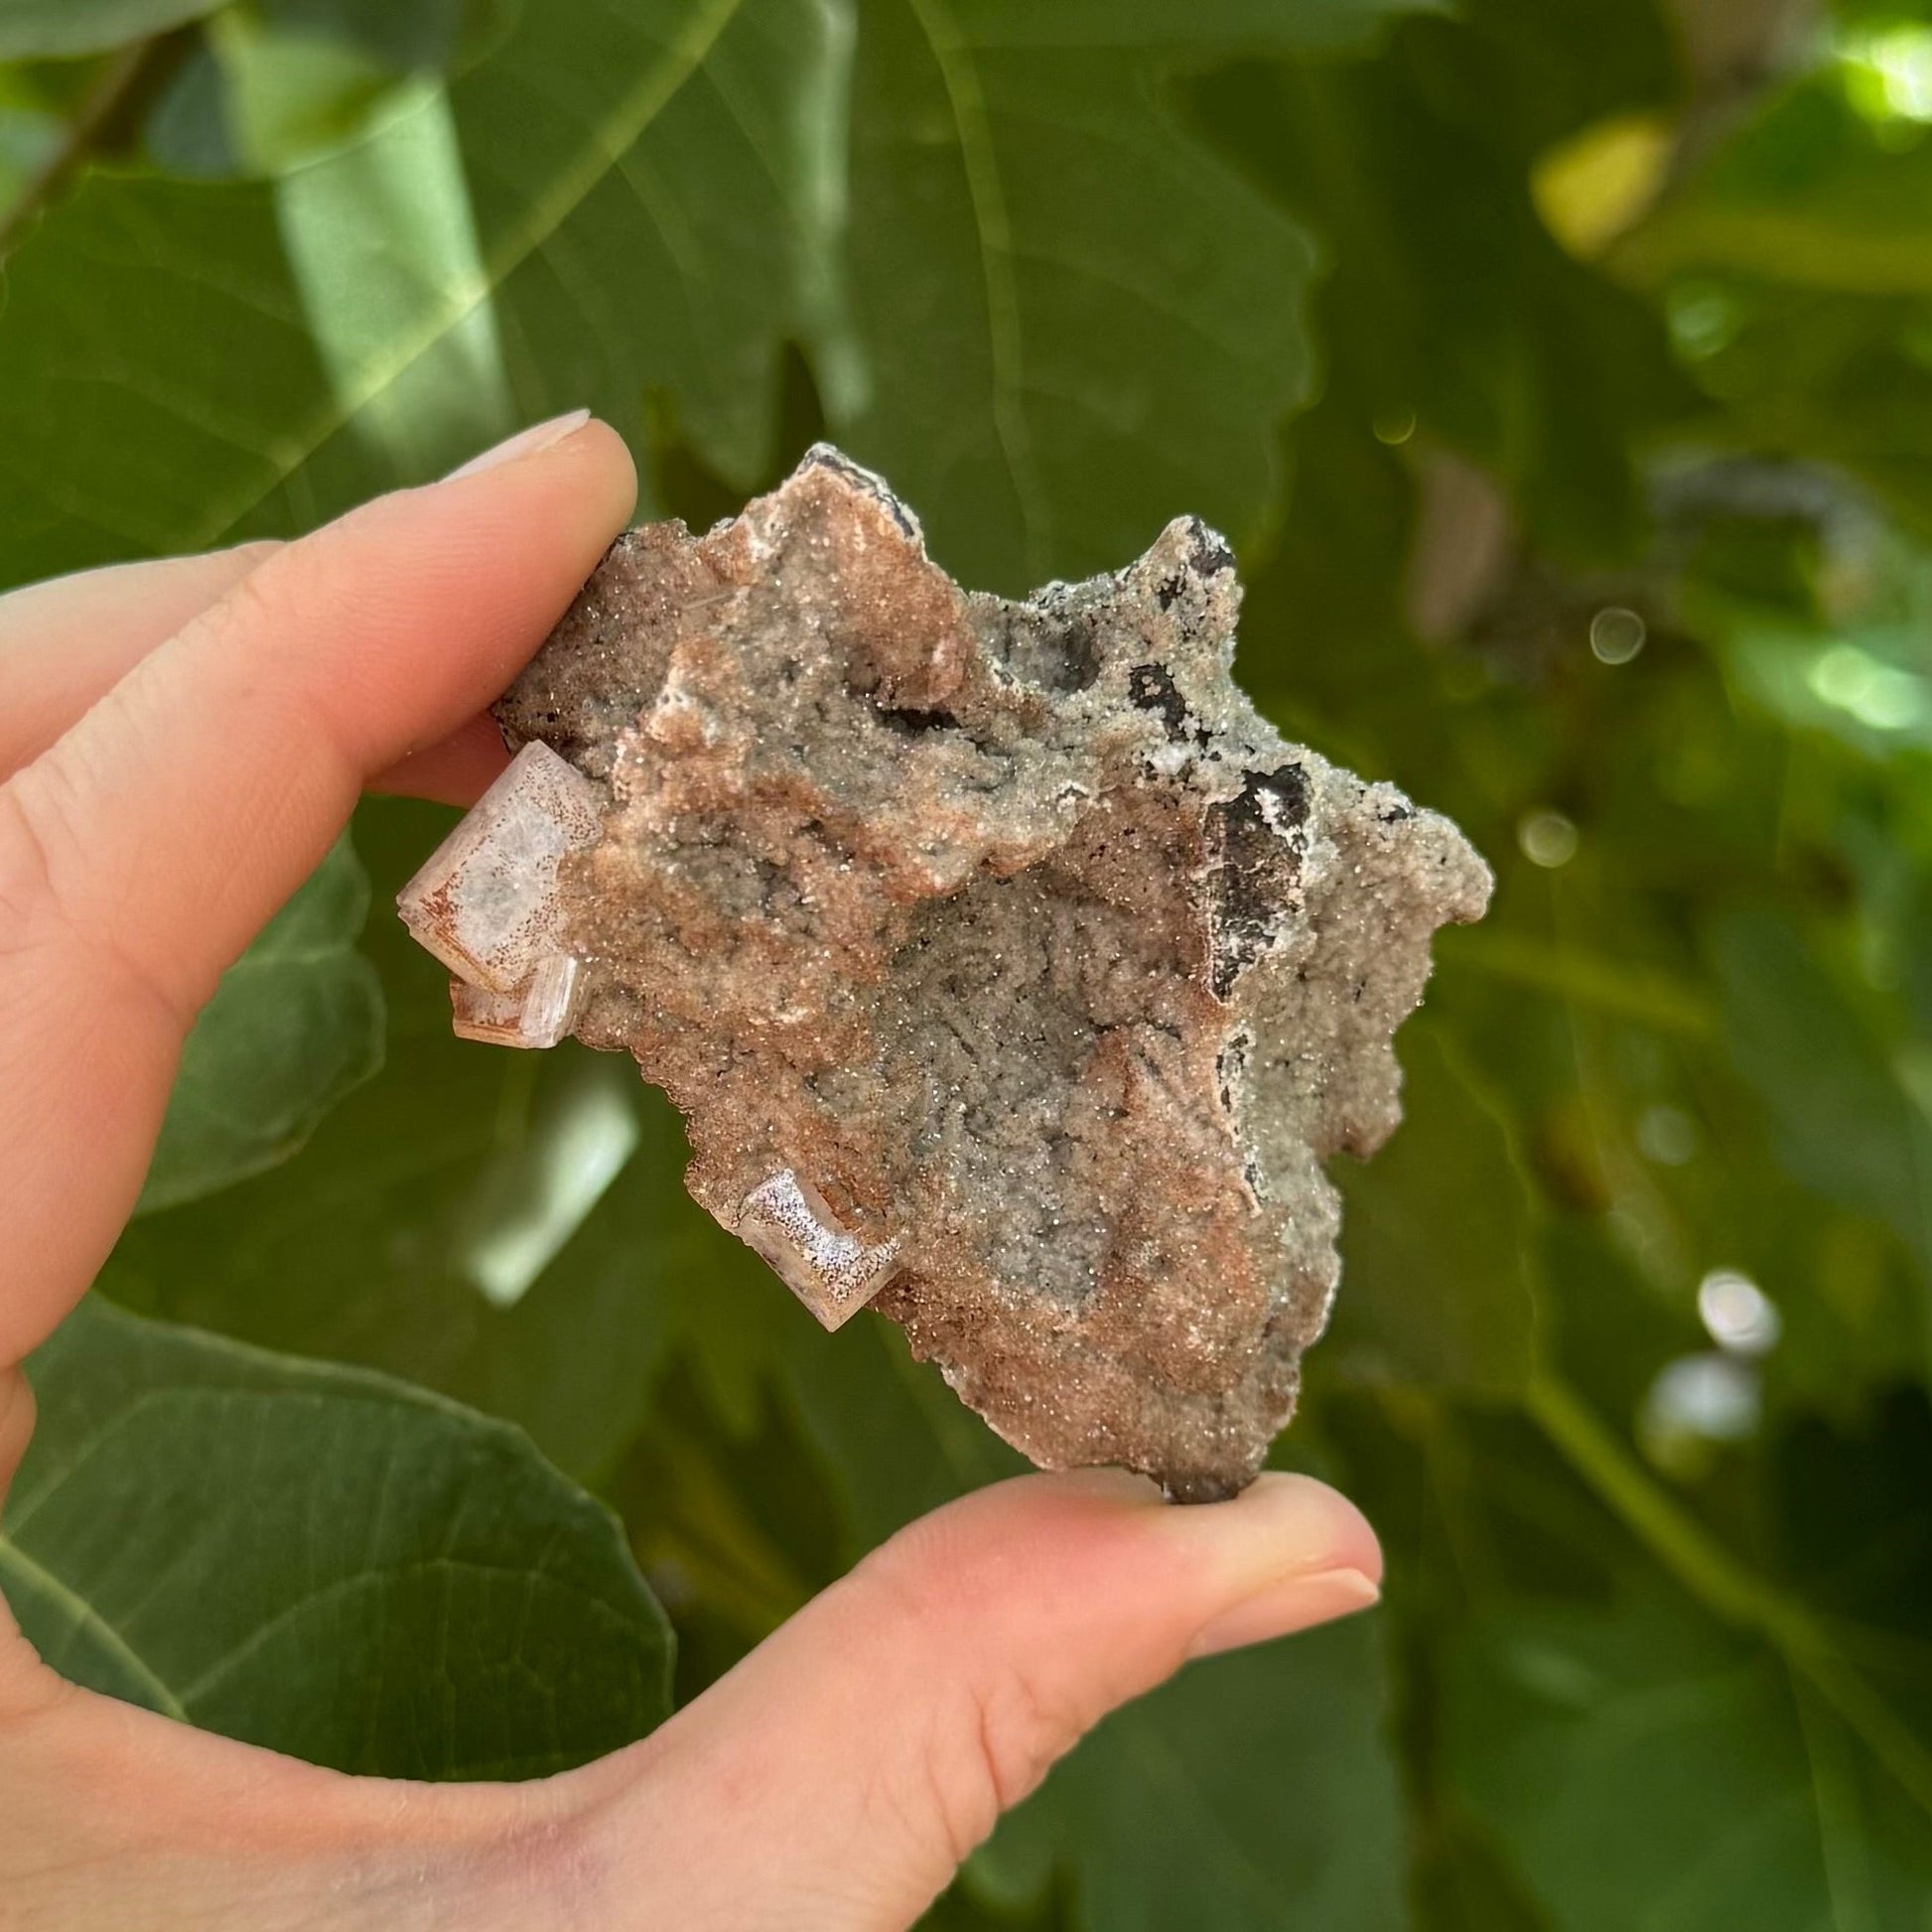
[0, 415, 1383, 1930]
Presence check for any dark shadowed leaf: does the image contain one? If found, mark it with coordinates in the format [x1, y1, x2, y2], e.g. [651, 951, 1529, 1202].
[973, 1620, 1408, 1932]
[1448, 1583, 1932, 1930]
[780, 1311, 1026, 1542]
[138, 835, 383, 1214]
[1, 1297, 672, 1778]
[1441, 1390, 1932, 1931]
[1711, 907, 1932, 1279]
[1329, 1022, 1540, 1394]
[836, 0, 1431, 592]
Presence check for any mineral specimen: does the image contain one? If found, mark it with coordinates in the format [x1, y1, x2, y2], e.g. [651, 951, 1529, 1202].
[400, 445, 1492, 1500]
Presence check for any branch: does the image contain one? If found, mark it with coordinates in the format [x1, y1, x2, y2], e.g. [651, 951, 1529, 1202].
[0, 32, 189, 262]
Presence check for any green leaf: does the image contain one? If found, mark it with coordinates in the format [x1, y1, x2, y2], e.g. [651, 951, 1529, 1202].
[1711, 907, 1932, 1279]
[1328, 1022, 1541, 1395]
[1, 1297, 672, 1778]
[1448, 1584, 1932, 1930]
[210, 9, 411, 172]
[0, 0, 1428, 596]
[139, 835, 384, 1214]
[262, 0, 482, 74]
[112, 1043, 723, 1481]
[1188, 11, 1691, 570]
[1441, 1386, 1932, 1932]
[0, 95, 61, 209]
[1605, 74, 1932, 531]
[0, 0, 218, 61]
[835, 0, 1428, 591]
[0, 0, 838, 586]
[973, 1621, 1408, 1932]
[781, 1311, 1027, 1543]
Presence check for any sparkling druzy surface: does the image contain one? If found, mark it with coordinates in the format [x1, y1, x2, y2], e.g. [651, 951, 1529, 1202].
[403, 445, 1493, 1500]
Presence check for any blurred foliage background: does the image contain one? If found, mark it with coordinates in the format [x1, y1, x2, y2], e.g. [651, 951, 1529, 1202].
[4, 0, 1932, 1922]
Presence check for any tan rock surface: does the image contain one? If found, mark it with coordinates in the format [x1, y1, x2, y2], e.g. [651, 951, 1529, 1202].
[406, 446, 1492, 1498]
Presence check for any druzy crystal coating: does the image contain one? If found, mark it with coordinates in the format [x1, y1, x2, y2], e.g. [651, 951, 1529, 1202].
[400, 446, 1493, 1499]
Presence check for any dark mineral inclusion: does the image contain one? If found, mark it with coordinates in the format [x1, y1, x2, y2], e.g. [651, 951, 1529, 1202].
[399, 445, 1493, 1501]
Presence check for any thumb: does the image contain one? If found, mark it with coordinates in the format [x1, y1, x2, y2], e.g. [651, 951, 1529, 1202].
[565, 1469, 1382, 1930]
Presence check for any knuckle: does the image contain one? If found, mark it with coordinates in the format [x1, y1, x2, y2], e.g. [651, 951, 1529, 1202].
[0, 764, 79, 950]
[192, 547, 290, 657]
[187, 542, 364, 779]
[0, 759, 189, 1032]
[947, 1666, 1085, 1852]
[851, 1533, 1089, 1866]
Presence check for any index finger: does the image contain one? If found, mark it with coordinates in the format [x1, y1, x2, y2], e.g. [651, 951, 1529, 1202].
[0, 415, 636, 1356]
[0, 545, 280, 779]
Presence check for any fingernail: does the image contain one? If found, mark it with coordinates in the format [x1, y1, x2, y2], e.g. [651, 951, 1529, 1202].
[446, 409, 593, 481]
[1187, 1566, 1382, 1659]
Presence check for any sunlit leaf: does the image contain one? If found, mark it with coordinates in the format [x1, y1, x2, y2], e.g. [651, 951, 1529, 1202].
[1619, 75, 1932, 297]
[0, 0, 839, 586]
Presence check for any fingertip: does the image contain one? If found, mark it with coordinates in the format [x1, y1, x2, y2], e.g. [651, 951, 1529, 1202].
[1129, 1472, 1384, 1661]
[535, 414, 639, 531]
[962, 1466, 1381, 1590]
[1185, 1566, 1382, 1660]
[439, 413, 638, 532]
[1169, 1470, 1384, 1591]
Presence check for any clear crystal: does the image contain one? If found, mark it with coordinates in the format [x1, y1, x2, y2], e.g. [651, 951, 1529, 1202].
[738, 1170, 901, 1330]
[450, 954, 585, 1049]
[397, 741, 602, 995]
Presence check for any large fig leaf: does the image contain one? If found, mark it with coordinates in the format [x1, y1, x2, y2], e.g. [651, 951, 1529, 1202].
[834, 0, 1431, 590]
[0, 1296, 672, 1779]
[0, 0, 838, 587]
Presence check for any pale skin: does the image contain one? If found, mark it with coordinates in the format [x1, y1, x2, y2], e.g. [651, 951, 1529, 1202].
[0, 414, 1383, 1930]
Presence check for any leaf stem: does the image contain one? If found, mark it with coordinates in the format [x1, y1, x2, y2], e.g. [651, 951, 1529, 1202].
[1442, 927, 1717, 1036]
[0, 33, 188, 262]
[1529, 1370, 1932, 1819]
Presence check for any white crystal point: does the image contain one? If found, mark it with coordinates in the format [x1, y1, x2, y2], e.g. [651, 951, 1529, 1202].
[397, 741, 603, 995]
[738, 1170, 901, 1330]
[450, 954, 585, 1050]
